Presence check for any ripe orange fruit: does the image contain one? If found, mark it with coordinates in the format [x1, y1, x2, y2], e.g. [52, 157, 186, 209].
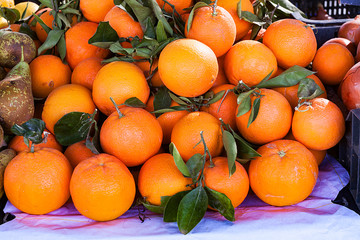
[273, 74, 327, 110]
[35, 8, 53, 43]
[185, 5, 236, 57]
[64, 140, 96, 168]
[42, 84, 96, 134]
[71, 57, 103, 90]
[204, 157, 249, 208]
[292, 98, 345, 151]
[4, 148, 72, 214]
[212, 56, 229, 89]
[30, 55, 71, 98]
[65, 22, 109, 69]
[80, 0, 114, 23]
[217, 0, 254, 41]
[201, 84, 238, 131]
[224, 40, 278, 87]
[263, 19, 317, 69]
[158, 39, 218, 97]
[104, 6, 144, 48]
[138, 153, 192, 205]
[135, 59, 163, 87]
[100, 107, 163, 167]
[236, 89, 292, 145]
[155, 0, 193, 15]
[249, 139, 318, 206]
[171, 111, 223, 161]
[312, 43, 355, 85]
[92, 61, 150, 116]
[8, 129, 63, 153]
[70, 153, 136, 221]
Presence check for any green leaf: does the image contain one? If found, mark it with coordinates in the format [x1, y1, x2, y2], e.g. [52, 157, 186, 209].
[222, 130, 237, 177]
[253, 70, 274, 88]
[144, 17, 156, 39]
[186, 153, 203, 182]
[88, 21, 119, 48]
[169, 92, 188, 105]
[11, 119, 46, 145]
[186, 2, 208, 33]
[163, 191, 190, 222]
[38, 0, 53, 8]
[298, 78, 325, 100]
[237, 0, 242, 18]
[236, 90, 254, 117]
[154, 87, 172, 117]
[56, 12, 71, 29]
[250, 24, 261, 40]
[19, 23, 37, 40]
[123, 97, 147, 108]
[57, 34, 66, 61]
[256, 65, 314, 88]
[247, 97, 261, 128]
[124, 0, 154, 32]
[169, 142, 190, 177]
[54, 112, 94, 146]
[270, 0, 306, 18]
[230, 128, 261, 159]
[177, 186, 208, 234]
[37, 29, 64, 56]
[205, 187, 235, 221]
[239, 11, 266, 26]
[148, 0, 173, 35]
[114, 0, 124, 5]
[32, 13, 52, 34]
[207, 90, 226, 105]
[143, 195, 171, 214]
[156, 20, 167, 42]
[0, 7, 20, 24]
[151, 106, 189, 114]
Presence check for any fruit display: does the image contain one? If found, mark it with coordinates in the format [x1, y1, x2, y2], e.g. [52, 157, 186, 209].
[0, 0, 357, 236]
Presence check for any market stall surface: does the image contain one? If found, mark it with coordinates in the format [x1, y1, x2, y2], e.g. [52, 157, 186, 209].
[0, 155, 359, 240]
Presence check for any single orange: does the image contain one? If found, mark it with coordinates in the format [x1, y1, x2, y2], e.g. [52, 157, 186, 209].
[80, 0, 114, 23]
[71, 57, 103, 90]
[64, 140, 96, 168]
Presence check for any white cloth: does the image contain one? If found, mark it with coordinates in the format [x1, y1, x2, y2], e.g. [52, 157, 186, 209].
[0, 155, 359, 240]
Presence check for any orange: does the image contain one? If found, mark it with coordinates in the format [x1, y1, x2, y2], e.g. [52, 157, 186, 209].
[158, 38, 218, 97]
[8, 129, 63, 153]
[292, 98, 345, 151]
[35, 8, 53, 43]
[224, 40, 277, 87]
[212, 56, 229, 89]
[185, 5, 236, 57]
[71, 57, 103, 90]
[138, 153, 192, 205]
[263, 19, 317, 69]
[135, 59, 163, 87]
[155, 0, 193, 15]
[202, 84, 237, 131]
[10, 24, 20, 32]
[273, 74, 327, 110]
[4, 148, 72, 214]
[171, 111, 223, 161]
[104, 6, 144, 48]
[312, 43, 355, 85]
[42, 84, 96, 134]
[249, 139, 318, 206]
[64, 140, 96, 168]
[30, 55, 71, 98]
[217, 0, 254, 41]
[80, 0, 114, 23]
[65, 22, 109, 69]
[204, 157, 249, 208]
[70, 153, 135, 221]
[236, 89, 292, 145]
[92, 61, 150, 116]
[100, 107, 163, 167]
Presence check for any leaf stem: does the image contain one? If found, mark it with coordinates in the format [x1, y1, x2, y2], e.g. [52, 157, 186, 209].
[199, 131, 214, 167]
[110, 97, 124, 118]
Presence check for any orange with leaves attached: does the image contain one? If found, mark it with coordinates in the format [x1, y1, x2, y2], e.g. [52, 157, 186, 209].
[155, 0, 193, 15]
[35, 8, 53, 43]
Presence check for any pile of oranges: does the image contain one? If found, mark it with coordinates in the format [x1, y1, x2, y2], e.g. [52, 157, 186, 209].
[0, 0, 354, 233]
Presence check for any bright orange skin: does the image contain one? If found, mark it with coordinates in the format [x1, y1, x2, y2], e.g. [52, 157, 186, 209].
[64, 140, 96, 168]
[249, 140, 318, 206]
[204, 157, 249, 208]
[185, 6, 236, 57]
[65, 22, 109, 69]
[135, 59, 163, 87]
[155, 0, 193, 15]
[158, 39, 218, 97]
[138, 153, 192, 206]
[171, 111, 223, 162]
[224, 40, 278, 87]
[273, 74, 327, 110]
[70, 154, 136, 221]
[236, 89, 292, 145]
[35, 8, 53, 43]
[42, 84, 96, 134]
[9, 129, 63, 153]
[30, 55, 71, 98]
[80, 0, 114, 23]
[71, 57, 103, 90]
[292, 98, 345, 151]
[312, 43, 355, 85]
[202, 84, 238, 131]
[217, 0, 254, 41]
[212, 56, 229, 89]
[263, 19, 317, 69]
[4, 148, 72, 214]
[100, 107, 163, 167]
[92, 61, 150, 116]
[104, 6, 144, 48]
